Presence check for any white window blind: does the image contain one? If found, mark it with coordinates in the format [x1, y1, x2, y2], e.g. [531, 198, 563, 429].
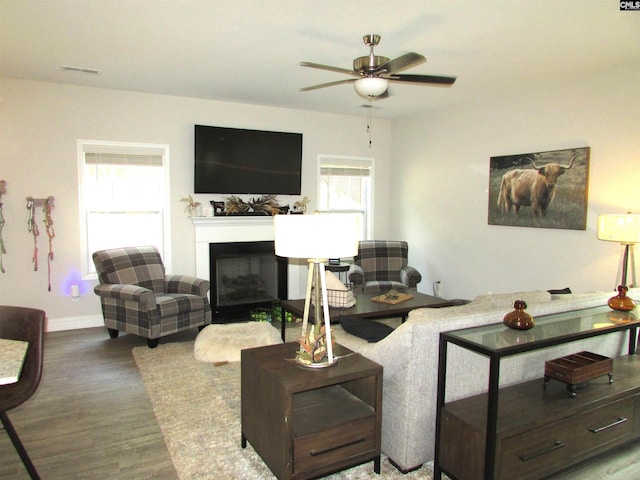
[318, 156, 373, 240]
[78, 141, 171, 277]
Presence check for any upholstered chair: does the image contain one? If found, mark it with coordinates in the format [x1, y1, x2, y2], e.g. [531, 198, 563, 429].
[92, 246, 211, 348]
[348, 240, 422, 294]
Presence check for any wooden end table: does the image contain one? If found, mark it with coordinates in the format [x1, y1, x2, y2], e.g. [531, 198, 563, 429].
[241, 342, 383, 480]
[279, 291, 454, 341]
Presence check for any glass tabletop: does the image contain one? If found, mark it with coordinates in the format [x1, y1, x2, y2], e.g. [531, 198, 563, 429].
[442, 305, 639, 356]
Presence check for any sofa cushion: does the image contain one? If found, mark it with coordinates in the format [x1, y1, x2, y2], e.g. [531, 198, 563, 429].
[339, 316, 394, 343]
[473, 289, 552, 309]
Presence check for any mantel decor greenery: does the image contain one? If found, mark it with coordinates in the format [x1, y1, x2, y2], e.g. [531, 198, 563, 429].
[180, 194, 201, 216]
[211, 194, 289, 216]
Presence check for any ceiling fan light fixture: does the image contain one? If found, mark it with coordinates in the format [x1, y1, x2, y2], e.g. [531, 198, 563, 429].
[354, 77, 389, 98]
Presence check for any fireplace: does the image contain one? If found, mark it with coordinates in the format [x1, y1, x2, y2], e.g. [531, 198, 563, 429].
[209, 241, 287, 323]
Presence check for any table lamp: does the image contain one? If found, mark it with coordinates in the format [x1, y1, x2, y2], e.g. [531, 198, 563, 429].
[274, 213, 359, 366]
[597, 212, 640, 311]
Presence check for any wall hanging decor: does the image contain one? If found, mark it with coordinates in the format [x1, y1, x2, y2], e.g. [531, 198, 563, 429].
[487, 147, 590, 230]
[0, 180, 6, 273]
[26, 196, 55, 290]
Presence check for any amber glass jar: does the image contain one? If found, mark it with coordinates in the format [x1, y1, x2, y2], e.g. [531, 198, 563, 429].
[608, 285, 636, 312]
[503, 300, 534, 330]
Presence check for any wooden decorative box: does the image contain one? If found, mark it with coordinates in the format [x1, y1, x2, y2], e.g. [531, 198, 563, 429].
[544, 351, 613, 397]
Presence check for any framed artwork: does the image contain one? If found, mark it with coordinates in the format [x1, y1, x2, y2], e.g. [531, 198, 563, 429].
[487, 147, 590, 230]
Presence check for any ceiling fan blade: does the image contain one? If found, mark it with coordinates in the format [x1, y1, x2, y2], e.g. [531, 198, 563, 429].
[299, 78, 356, 91]
[389, 74, 456, 86]
[375, 52, 425, 75]
[300, 61, 358, 76]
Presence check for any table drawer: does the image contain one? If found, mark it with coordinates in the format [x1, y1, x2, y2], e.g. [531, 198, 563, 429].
[573, 397, 634, 457]
[498, 397, 636, 480]
[293, 416, 376, 475]
[498, 420, 572, 480]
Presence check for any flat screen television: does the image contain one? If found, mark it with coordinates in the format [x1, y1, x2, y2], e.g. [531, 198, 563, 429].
[194, 125, 303, 195]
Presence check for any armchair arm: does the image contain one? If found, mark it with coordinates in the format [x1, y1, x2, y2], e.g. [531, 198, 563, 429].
[400, 266, 422, 289]
[165, 275, 210, 297]
[93, 284, 157, 310]
[348, 264, 365, 287]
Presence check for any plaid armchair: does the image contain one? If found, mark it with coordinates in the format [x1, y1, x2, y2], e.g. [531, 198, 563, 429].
[348, 240, 422, 294]
[92, 246, 211, 348]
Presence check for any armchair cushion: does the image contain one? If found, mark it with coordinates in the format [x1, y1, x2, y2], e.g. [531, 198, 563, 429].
[155, 293, 208, 317]
[358, 240, 407, 283]
[93, 246, 166, 293]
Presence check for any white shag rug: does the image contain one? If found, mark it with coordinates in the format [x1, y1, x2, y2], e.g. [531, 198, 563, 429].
[194, 321, 283, 363]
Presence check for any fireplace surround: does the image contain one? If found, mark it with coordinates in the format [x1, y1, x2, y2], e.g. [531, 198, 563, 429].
[191, 216, 304, 321]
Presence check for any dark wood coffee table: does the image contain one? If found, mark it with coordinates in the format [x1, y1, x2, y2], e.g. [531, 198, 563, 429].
[279, 291, 453, 341]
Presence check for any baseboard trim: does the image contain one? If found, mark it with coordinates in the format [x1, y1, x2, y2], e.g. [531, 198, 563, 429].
[46, 314, 104, 332]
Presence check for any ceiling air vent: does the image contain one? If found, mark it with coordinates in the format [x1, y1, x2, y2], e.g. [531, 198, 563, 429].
[61, 65, 101, 75]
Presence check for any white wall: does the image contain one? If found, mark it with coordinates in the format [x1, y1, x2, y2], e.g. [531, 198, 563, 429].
[0, 79, 392, 329]
[392, 61, 640, 301]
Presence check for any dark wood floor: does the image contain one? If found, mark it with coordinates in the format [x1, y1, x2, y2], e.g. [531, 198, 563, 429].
[2, 325, 640, 479]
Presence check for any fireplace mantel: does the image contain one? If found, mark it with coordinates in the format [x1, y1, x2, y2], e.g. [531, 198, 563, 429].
[191, 216, 303, 299]
[191, 216, 274, 279]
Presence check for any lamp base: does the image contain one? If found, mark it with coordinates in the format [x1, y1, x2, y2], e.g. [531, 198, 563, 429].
[608, 285, 636, 312]
[295, 356, 339, 369]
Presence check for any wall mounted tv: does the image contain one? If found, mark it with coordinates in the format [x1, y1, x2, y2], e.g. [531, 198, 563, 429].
[194, 125, 303, 195]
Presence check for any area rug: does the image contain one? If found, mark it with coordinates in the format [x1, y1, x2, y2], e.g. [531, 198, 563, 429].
[194, 321, 283, 363]
[133, 341, 435, 480]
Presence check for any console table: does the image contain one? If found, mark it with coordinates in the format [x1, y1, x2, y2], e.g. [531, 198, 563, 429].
[434, 305, 640, 480]
[241, 342, 382, 480]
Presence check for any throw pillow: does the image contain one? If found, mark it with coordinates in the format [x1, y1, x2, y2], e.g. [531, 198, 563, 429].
[339, 316, 394, 343]
[547, 287, 572, 295]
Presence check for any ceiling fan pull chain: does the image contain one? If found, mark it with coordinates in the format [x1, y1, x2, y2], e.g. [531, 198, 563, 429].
[367, 99, 372, 148]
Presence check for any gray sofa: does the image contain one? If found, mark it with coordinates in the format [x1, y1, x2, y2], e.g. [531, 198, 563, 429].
[333, 288, 639, 472]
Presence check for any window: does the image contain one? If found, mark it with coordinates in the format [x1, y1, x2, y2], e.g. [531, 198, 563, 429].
[78, 140, 171, 277]
[318, 155, 373, 240]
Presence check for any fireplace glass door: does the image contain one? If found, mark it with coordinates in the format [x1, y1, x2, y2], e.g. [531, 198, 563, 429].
[210, 241, 287, 322]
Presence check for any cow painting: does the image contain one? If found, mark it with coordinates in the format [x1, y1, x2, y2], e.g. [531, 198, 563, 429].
[497, 153, 577, 219]
[488, 147, 589, 230]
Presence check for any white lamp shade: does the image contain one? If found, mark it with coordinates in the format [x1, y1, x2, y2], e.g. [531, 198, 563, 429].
[274, 213, 360, 260]
[354, 77, 389, 97]
[597, 213, 640, 244]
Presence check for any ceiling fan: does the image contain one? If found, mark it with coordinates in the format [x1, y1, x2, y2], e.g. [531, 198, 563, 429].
[299, 34, 456, 99]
